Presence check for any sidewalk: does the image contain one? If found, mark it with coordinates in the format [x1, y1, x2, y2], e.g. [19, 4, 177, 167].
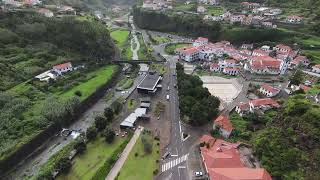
[105, 126, 144, 180]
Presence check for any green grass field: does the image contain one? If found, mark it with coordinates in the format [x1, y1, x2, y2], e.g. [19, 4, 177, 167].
[301, 50, 320, 64]
[61, 65, 118, 100]
[110, 29, 130, 48]
[206, 6, 225, 15]
[117, 133, 159, 180]
[165, 43, 191, 55]
[57, 136, 125, 180]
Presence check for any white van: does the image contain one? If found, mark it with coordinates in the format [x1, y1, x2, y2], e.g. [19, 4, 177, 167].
[166, 94, 170, 100]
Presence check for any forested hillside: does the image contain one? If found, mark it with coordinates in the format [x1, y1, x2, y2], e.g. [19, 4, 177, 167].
[250, 95, 320, 179]
[133, 7, 295, 43]
[0, 11, 116, 169]
[0, 12, 114, 90]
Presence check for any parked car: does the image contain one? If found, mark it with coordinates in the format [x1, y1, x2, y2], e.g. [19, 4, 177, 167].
[195, 172, 203, 177]
[166, 94, 170, 100]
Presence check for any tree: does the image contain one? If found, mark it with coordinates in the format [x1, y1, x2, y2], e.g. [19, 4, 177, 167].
[104, 107, 114, 121]
[86, 126, 97, 140]
[74, 90, 82, 97]
[111, 100, 122, 115]
[94, 116, 107, 131]
[104, 127, 115, 143]
[289, 70, 303, 85]
[55, 157, 71, 174]
[74, 139, 86, 154]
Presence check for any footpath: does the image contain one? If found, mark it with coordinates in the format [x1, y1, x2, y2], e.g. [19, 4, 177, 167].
[105, 126, 144, 180]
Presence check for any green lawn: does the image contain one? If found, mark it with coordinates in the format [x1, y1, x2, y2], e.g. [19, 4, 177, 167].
[165, 43, 190, 55]
[301, 36, 320, 46]
[57, 136, 125, 180]
[117, 133, 159, 180]
[153, 36, 170, 44]
[206, 6, 225, 15]
[301, 50, 320, 64]
[174, 2, 196, 11]
[110, 29, 130, 48]
[127, 99, 136, 109]
[61, 65, 118, 100]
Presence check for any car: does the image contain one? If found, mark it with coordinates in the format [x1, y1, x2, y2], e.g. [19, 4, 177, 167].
[195, 172, 203, 177]
[162, 151, 171, 159]
[167, 86, 170, 91]
[166, 94, 170, 100]
[121, 134, 125, 137]
[172, 73, 176, 76]
[174, 84, 177, 88]
[116, 133, 119, 136]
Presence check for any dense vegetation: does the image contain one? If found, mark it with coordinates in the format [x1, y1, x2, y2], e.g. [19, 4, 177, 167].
[0, 12, 114, 90]
[250, 95, 320, 179]
[133, 7, 296, 43]
[176, 63, 220, 125]
[0, 11, 116, 166]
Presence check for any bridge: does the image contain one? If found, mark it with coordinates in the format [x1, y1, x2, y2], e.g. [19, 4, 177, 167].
[111, 59, 166, 64]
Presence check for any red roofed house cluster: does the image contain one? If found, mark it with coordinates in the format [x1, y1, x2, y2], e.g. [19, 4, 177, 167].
[213, 114, 234, 138]
[312, 64, 320, 74]
[259, 84, 280, 97]
[249, 98, 280, 112]
[199, 135, 272, 180]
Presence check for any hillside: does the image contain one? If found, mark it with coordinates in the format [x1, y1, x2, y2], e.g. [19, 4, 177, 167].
[0, 11, 116, 170]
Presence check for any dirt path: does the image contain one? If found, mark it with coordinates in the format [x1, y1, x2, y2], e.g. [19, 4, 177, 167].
[105, 126, 144, 180]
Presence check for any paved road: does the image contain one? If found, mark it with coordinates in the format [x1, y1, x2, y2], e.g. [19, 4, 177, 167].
[105, 126, 144, 180]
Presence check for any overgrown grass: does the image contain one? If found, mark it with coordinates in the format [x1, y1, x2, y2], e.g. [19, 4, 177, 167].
[56, 136, 126, 180]
[164, 43, 190, 55]
[117, 132, 159, 180]
[301, 50, 320, 64]
[61, 65, 118, 100]
[110, 29, 130, 48]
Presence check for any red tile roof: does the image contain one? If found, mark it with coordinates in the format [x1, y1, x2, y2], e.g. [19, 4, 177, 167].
[225, 59, 236, 64]
[292, 56, 308, 65]
[251, 56, 281, 70]
[314, 64, 320, 69]
[276, 44, 292, 52]
[53, 62, 72, 70]
[224, 67, 239, 71]
[195, 37, 208, 42]
[237, 102, 249, 110]
[176, 47, 199, 55]
[211, 63, 219, 68]
[253, 49, 269, 56]
[199, 135, 272, 180]
[214, 114, 234, 132]
[299, 84, 311, 92]
[261, 84, 280, 94]
[250, 98, 280, 108]
[209, 168, 272, 180]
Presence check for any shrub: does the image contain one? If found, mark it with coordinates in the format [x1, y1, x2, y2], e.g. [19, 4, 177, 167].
[95, 116, 107, 131]
[135, 152, 139, 157]
[86, 126, 97, 140]
[104, 127, 115, 144]
[74, 90, 82, 97]
[74, 139, 86, 154]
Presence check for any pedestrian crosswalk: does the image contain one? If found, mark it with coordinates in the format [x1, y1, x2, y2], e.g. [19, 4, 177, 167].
[161, 154, 189, 172]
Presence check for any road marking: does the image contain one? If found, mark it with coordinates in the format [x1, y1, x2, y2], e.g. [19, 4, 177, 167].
[171, 154, 178, 157]
[161, 154, 189, 172]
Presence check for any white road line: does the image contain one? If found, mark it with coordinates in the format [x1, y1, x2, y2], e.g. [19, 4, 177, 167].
[171, 154, 178, 157]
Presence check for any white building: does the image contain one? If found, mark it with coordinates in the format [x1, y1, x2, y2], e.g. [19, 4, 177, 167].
[249, 98, 280, 112]
[53, 62, 73, 75]
[223, 67, 239, 76]
[193, 37, 209, 47]
[259, 84, 280, 97]
[312, 64, 320, 74]
[213, 114, 233, 138]
[235, 102, 250, 116]
[197, 6, 207, 13]
[286, 15, 303, 24]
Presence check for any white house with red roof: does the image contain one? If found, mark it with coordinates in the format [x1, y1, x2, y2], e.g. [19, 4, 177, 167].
[312, 64, 320, 74]
[275, 44, 292, 53]
[193, 37, 209, 47]
[235, 102, 250, 116]
[210, 63, 220, 72]
[38, 8, 54, 17]
[286, 15, 303, 24]
[223, 67, 239, 76]
[53, 62, 73, 75]
[213, 114, 234, 138]
[199, 135, 272, 180]
[249, 98, 280, 112]
[245, 56, 282, 74]
[230, 14, 246, 24]
[252, 49, 269, 56]
[176, 47, 199, 62]
[259, 84, 280, 97]
[290, 55, 310, 69]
